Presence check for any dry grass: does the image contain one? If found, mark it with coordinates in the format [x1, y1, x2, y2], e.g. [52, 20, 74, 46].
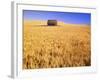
[23, 20, 91, 69]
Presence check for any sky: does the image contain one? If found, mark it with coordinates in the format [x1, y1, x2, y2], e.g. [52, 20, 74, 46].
[23, 10, 91, 25]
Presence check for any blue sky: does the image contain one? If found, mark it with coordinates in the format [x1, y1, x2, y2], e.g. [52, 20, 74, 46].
[23, 10, 91, 25]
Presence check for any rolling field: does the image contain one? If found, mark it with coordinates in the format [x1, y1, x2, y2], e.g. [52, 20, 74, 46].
[23, 20, 91, 69]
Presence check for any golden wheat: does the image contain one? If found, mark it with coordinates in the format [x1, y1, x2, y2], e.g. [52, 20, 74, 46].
[23, 20, 91, 69]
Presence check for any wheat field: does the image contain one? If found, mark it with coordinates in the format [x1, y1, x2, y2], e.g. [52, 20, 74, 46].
[23, 20, 91, 69]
